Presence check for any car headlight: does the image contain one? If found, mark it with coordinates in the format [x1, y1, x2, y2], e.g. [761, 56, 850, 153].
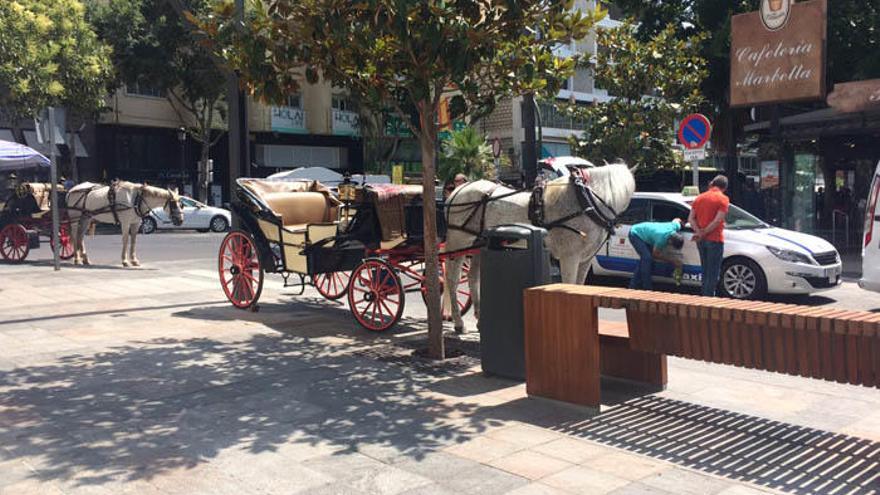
[766, 246, 814, 265]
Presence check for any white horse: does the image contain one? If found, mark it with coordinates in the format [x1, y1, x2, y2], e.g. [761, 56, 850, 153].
[443, 162, 636, 332]
[66, 181, 184, 266]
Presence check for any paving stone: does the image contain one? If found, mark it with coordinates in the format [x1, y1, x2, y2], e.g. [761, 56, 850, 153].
[529, 436, 618, 464]
[488, 450, 573, 480]
[585, 451, 669, 481]
[716, 485, 779, 495]
[398, 483, 458, 495]
[606, 482, 676, 495]
[506, 482, 571, 495]
[639, 468, 732, 495]
[485, 424, 563, 449]
[393, 451, 484, 482]
[440, 464, 528, 495]
[442, 435, 522, 463]
[540, 465, 631, 494]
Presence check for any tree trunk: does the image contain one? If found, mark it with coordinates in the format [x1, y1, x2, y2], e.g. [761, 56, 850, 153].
[418, 102, 444, 360]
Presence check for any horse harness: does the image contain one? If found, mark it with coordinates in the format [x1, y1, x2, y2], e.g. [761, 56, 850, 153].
[68, 182, 154, 225]
[528, 172, 619, 240]
[446, 172, 620, 243]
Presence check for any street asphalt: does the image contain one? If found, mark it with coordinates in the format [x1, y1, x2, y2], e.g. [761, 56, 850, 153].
[22, 231, 880, 313]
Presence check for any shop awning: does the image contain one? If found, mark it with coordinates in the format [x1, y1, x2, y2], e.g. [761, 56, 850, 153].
[744, 107, 880, 136]
[0, 139, 50, 171]
[23, 130, 61, 157]
[67, 133, 89, 158]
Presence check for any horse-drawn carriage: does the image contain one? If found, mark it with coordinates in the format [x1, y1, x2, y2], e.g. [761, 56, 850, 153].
[218, 178, 473, 331]
[0, 182, 73, 263]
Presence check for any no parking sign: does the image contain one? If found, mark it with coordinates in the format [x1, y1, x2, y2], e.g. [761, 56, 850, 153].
[678, 114, 712, 162]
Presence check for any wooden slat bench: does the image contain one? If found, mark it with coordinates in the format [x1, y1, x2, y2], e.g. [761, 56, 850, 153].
[524, 284, 880, 411]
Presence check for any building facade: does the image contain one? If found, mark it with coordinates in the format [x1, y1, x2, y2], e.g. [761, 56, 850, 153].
[477, 0, 621, 179]
[92, 78, 364, 204]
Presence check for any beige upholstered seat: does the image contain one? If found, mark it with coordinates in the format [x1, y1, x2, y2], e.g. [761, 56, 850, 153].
[261, 192, 337, 231]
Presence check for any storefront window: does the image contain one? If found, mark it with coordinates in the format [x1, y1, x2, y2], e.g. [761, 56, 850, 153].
[789, 153, 818, 233]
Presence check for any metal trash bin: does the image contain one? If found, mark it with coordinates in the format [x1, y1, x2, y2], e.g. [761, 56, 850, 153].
[479, 223, 551, 380]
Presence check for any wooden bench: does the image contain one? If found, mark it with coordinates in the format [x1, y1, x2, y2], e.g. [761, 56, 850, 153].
[524, 284, 880, 411]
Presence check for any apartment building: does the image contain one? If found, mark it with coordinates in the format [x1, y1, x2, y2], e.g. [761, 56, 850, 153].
[93, 79, 363, 203]
[477, 0, 622, 176]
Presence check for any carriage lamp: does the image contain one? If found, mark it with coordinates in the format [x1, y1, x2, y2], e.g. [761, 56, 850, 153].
[177, 127, 186, 142]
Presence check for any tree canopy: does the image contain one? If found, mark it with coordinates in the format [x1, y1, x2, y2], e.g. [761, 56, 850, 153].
[0, 0, 113, 119]
[569, 22, 707, 170]
[198, 0, 603, 358]
[89, 0, 227, 200]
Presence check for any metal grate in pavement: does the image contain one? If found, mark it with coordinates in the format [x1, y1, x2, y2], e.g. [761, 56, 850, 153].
[555, 396, 880, 495]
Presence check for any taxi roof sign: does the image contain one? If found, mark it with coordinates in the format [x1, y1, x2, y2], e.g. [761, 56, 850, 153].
[681, 185, 699, 197]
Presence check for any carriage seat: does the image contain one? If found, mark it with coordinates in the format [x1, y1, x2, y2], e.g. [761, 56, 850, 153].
[262, 192, 338, 233]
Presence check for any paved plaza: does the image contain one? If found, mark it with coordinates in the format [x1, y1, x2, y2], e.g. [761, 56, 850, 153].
[0, 235, 879, 494]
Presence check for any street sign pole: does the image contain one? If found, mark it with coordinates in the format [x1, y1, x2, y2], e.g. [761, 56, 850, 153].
[48, 107, 60, 271]
[693, 160, 699, 188]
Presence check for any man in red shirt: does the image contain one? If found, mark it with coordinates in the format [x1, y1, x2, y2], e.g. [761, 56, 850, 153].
[688, 175, 730, 296]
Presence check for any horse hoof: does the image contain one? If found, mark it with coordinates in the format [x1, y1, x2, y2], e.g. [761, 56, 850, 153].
[454, 325, 465, 334]
[122, 261, 130, 267]
[130, 260, 141, 267]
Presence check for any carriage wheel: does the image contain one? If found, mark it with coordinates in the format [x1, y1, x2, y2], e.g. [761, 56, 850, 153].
[347, 259, 405, 332]
[0, 224, 30, 263]
[218, 231, 264, 309]
[50, 223, 74, 260]
[420, 258, 472, 320]
[313, 271, 351, 300]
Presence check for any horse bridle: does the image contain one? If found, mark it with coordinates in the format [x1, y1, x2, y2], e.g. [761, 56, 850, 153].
[133, 186, 180, 219]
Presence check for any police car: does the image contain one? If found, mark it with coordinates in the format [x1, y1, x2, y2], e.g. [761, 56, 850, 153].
[590, 191, 843, 299]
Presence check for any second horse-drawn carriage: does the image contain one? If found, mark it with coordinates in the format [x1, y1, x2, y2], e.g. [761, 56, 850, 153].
[0, 184, 73, 263]
[218, 177, 473, 331]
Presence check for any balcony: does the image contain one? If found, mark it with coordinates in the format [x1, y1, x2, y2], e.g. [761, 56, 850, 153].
[270, 106, 308, 134]
[534, 101, 589, 131]
[332, 109, 360, 136]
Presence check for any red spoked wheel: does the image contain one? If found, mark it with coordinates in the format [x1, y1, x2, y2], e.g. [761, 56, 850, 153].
[0, 224, 30, 263]
[313, 271, 351, 300]
[347, 259, 405, 332]
[421, 257, 472, 320]
[218, 231, 264, 310]
[51, 222, 75, 260]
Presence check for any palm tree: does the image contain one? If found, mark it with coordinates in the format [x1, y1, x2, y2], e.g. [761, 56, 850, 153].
[438, 127, 495, 182]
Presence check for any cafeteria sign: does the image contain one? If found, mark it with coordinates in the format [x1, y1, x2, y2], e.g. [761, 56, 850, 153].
[730, 0, 827, 107]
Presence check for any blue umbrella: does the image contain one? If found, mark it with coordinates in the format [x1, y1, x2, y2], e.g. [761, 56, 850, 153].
[0, 139, 50, 171]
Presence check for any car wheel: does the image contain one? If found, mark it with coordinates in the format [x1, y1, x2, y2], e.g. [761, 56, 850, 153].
[210, 215, 229, 233]
[720, 258, 767, 300]
[140, 217, 157, 235]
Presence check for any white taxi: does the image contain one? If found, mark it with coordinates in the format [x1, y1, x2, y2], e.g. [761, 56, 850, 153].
[591, 191, 843, 299]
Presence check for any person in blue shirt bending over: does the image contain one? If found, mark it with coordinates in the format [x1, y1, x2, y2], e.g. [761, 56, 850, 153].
[628, 218, 685, 290]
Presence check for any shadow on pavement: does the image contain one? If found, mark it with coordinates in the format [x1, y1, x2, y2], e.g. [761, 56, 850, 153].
[0, 332, 495, 490]
[554, 395, 880, 495]
[0, 301, 227, 326]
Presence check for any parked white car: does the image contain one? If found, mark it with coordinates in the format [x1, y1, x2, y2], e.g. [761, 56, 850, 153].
[860, 160, 880, 292]
[590, 192, 843, 300]
[141, 196, 231, 234]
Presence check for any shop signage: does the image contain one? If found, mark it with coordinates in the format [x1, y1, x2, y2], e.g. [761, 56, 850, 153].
[826, 79, 880, 113]
[730, 0, 827, 107]
[332, 109, 360, 136]
[271, 106, 307, 133]
[761, 160, 780, 189]
[392, 164, 404, 185]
